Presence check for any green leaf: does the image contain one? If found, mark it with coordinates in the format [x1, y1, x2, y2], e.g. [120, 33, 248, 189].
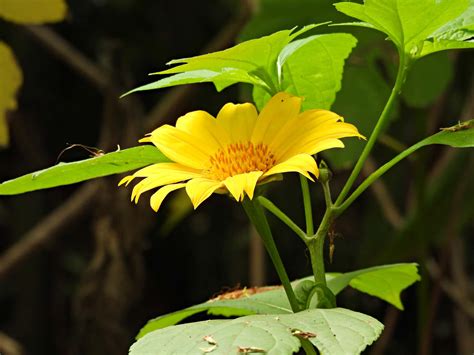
[123, 69, 269, 96]
[0, 146, 168, 195]
[335, 0, 470, 57]
[137, 286, 292, 338]
[418, 122, 474, 147]
[281, 33, 357, 110]
[137, 263, 418, 338]
[328, 263, 420, 310]
[125, 26, 319, 96]
[402, 52, 454, 108]
[131, 308, 383, 355]
[253, 33, 357, 110]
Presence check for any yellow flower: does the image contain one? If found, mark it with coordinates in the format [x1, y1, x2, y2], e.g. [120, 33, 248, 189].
[120, 92, 364, 211]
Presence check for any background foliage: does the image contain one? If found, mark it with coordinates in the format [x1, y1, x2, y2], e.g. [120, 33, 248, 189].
[0, 0, 473, 354]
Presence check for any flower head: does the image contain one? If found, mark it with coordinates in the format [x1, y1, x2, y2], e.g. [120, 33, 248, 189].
[120, 92, 364, 211]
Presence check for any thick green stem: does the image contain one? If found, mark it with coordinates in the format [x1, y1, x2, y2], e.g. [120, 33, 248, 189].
[334, 53, 409, 207]
[242, 198, 300, 312]
[300, 176, 314, 236]
[308, 207, 334, 285]
[257, 196, 307, 243]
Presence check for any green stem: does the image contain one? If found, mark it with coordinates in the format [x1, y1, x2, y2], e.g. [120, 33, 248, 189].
[257, 196, 308, 243]
[333, 136, 423, 215]
[334, 53, 409, 207]
[308, 208, 334, 285]
[242, 198, 300, 312]
[300, 176, 314, 236]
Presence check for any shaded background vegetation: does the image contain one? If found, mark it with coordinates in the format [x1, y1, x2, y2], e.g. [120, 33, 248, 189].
[0, 0, 473, 354]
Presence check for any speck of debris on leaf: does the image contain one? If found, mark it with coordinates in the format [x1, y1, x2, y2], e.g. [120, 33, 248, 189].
[292, 329, 317, 339]
[203, 335, 217, 345]
[237, 346, 266, 353]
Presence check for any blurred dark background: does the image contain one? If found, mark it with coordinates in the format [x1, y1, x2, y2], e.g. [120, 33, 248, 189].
[0, 0, 473, 354]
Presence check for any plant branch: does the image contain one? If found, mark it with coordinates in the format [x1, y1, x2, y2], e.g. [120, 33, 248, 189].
[335, 53, 408, 207]
[257, 196, 307, 243]
[300, 176, 314, 236]
[24, 25, 113, 91]
[242, 198, 300, 312]
[0, 182, 100, 280]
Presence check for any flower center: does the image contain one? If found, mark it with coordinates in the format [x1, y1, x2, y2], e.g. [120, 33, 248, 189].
[208, 142, 276, 180]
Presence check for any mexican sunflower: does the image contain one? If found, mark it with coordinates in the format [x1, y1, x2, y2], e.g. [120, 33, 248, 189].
[119, 92, 364, 211]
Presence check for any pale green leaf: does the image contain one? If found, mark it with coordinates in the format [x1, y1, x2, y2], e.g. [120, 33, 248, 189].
[137, 263, 418, 338]
[0, 41, 22, 148]
[0, 0, 67, 24]
[0, 146, 168, 195]
[328, 263, 420, 310]
[335, 0, 469, 57]
[131, 308, 383, 355]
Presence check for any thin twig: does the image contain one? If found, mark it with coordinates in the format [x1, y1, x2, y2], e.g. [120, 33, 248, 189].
[24, 25, 113, 91]
[0, 182, 100, 280]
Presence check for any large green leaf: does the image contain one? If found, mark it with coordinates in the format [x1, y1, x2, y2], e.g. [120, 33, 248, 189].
[131, 308, 383, 355]
[335, 0, 471, 58]
[0, 146, 168, 195]
[137, 263, 419, 338]
[253, 33, 357, 110]
[328, 264, 420, 309]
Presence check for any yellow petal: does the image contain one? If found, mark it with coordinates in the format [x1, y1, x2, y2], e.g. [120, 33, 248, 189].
[150, 183, 186, 212]
[263, 154, 319, 180]
[223, 171, 263, 202]
[271, 109, 363, 161]
[216, 103, 258, 143]
[176, 110, 229, 149]
[185, 178, 223, 209]
[118, 175, 134, 187]
[0, 42, 22, 148]
[148, 125, 212, 169]
[269, 109, 343, 155]
[131, 162, 201, 178]
[0, 0, 67, 24]
[251, 92, 301, 145]
[131, 170, 197, 203]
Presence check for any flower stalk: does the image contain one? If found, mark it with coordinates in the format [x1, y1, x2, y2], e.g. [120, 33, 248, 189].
[242, 198, 301, 313]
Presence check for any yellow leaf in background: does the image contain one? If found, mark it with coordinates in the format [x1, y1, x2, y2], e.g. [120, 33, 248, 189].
[0, 0, 67, 24]
[0, 42, 23, 148]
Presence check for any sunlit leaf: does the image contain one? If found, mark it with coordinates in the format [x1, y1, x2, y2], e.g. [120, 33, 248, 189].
[0, 42, 22, 148]
[253, 33, 357, 110]
[131, 308, 383, 355]
[0, 0, 67, 24]
[335, 0, 471, 58]
[0, 146, 168, 195]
